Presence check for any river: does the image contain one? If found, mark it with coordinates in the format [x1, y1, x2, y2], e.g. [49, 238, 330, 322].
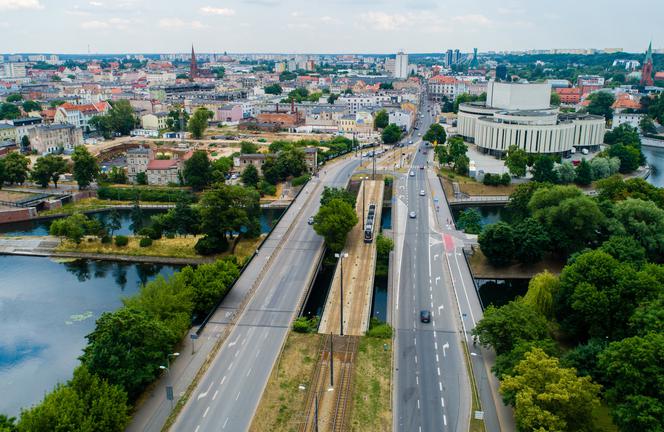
[642, 146, 664, 187]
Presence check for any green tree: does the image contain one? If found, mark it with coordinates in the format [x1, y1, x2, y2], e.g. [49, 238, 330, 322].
[472, 300, 549, 355]
[2, 152, 30, 185]
[381, 123, 402, 144]
[240, 141, 259, 154]
[493, 339, 559, 380]
[187, 107, 213, 139]
[170, 197, 199, 236]
[613, 198, 664, 259]
[320, 186, 356, 207]
[182, 150, 212, 191]
[20, 135, 30, 152]
[49, 213, 103, 243]
[422, 123, 447, 145]
[17, 365, 130, 432]
[107, 209, 122, 239]
[178, 259, 240, 317]
[555, 161, 576, 184]
[31, 154, 67, 188]
[604, 123, 641, 146]
[531, 155, 558, 183]
[523, 270, 559, 318]
[550, 91, 561, 106]
[135, 171, 148, 185]
[275, 147, 307, 179]
[598, 333, 664, 431]
[241, 163, 259, 188]
[586, 91, 615, 121]
[478, 222, 515, 266]
[374, 109, 389, 129]
[129, 201, 144, 234]
[165, 107, 189, 132]
[0, 103, 20, 120]
[80, 307, 178, 400]
[639, 116, 657, 134]
[22, 100, 41, 112]
[5, 93, 22, 102]
[313, 198, 358, 253]
[447, 136, 468, 162]
[456, 208, 482, 234]
[501, 348, 601, 432]
[107, 166, 128, 184]
[574, 158, 592, 185]
[264, 83, 283, 95]
[505, 182, 546, 223]
[199, 184, 261, 251]
[505, 145, 528, 177]
[327, 93, 339, 104]
[89, 100, 137, 137]
[608, 143, 642, 173]
[599, 235, 647, 266]
[513, 217, 550, 264]
[454, 154, 469, 175]
[71, 146, 99, 189]
[211, 156, 233, 182]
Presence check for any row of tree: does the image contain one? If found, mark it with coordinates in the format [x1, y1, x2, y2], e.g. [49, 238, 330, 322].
[0, 146, 99, 189]
[313, 187, 358, 253]
[2, 255, 241, 430]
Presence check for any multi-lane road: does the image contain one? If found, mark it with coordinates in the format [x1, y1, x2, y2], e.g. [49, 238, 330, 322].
[170, 156, 360, 432]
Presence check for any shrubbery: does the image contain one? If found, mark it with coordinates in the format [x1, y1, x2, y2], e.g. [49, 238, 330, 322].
[97, 186, 195, 203]
[291, 174, 310, 187]
[367, 317, 393, 338]
[139, 237, 153, 247]
[292, 316, 320, 333]
[483, 172, 511, 186]
[114, 235, 128, 246]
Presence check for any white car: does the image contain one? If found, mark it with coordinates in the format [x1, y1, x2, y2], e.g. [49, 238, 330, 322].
[419, 190, 425, 196]
[409, 171, 415, 177]
[308, 216, 314, 225]
[409, 211, 417, 218]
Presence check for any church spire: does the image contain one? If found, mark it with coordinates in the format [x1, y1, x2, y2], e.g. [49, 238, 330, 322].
[190, 44, 198, 80]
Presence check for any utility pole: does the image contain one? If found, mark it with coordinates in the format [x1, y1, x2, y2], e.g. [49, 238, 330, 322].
[362, 178, 366, 230]
[372, 146, 376, 179]
[329, 333, 334, 388]
[335, 252, 348, 336]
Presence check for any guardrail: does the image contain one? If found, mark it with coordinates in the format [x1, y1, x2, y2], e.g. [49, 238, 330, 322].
[448, 195, 510, 205]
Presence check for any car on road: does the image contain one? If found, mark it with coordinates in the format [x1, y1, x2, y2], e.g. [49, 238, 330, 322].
[409, 171, 415, 177]
[308, 216, 314, 225]
[419, 190, 425, 196]
[419, 165, 424, 169]
[409, 211, 416, 218]
[418, 132, 422, 136]
[408, 140, 413, 144]
[420, 310, 431, 323]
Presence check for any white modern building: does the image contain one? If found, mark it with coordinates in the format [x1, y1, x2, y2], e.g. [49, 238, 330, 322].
[2, 62, 27, 79]
[612, 112, 644, 130]
[394, 51, 409, 79]
[458, 81, 605, 155]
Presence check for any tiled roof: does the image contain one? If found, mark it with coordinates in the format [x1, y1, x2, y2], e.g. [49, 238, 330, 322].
[430, 75, 458, 84]
[147, 159, 180, 170]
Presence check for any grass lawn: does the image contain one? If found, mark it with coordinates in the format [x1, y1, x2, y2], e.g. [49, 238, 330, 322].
[249, 332, 321, 432]
[349, 337, 392, 432]
[438, 169, 518, 197]
[57, 234, 263, 261]
[468, 248, 565, 279]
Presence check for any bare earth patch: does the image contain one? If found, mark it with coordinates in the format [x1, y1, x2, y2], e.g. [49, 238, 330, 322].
[468, 248, 565, 279]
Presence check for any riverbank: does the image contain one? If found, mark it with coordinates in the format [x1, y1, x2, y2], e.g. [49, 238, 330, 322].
[467, 248, 565, 279]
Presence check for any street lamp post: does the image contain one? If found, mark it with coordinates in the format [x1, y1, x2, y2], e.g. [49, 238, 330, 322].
[334, 252, 348, 336]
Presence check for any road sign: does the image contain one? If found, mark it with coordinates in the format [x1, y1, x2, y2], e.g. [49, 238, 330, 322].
[166, 386, 174, 401]
[474, 411, 484, 420]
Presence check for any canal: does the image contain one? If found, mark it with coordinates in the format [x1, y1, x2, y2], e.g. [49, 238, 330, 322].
[0, 256, 181, 416]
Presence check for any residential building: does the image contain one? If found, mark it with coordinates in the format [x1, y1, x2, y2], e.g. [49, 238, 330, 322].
[395, 51, 409, 79]
[304, 147, 318, 174]
[126, 146, 152, 182]
[0, 124, 16, 143]
[2, 63, 27, 78]
[217, 104, 243, 123]
[141, 112, 169, 130]
[555, 87, 582, 105]
[388, 109, 413, 131]
[27, 124, 83, 154]
[428, 76, 467, 101]
[577, 75, 605, 93]
[612, 112, 645, 130]
[337, 95, 391, 114]
[54, 101, 111, 132]
[458, 81, 605, 155]
[147, 159, 181, 185]
[234, 153, 271, 175]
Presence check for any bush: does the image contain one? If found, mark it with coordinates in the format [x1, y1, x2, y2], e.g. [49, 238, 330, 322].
[101, 235, 112, 244]
[500, 172, 511, 185]
[139, 237, 153, 247]
[483, 173, 507, 186]
[367, 317, 393, 338]
[291, 174, 310, 187]
[165, 233, 175, 239]
[194, 235, 226, 255]
[97, 186, 195, 203]
[292, 316, 319, 333]
[114, 235, 129, 247]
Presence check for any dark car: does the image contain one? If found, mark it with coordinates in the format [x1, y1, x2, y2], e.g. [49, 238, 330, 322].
[420, 310, 431, 323]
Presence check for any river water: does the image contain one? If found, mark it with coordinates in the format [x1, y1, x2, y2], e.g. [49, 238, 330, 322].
[0, 256, 180, 416]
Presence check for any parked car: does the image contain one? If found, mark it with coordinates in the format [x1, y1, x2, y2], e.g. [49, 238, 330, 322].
[420, 310, 431, 323]
[409, 171, 415, 177]
[419, 190, 425, 196]
[308, 216, 314, 225]
[409, 211, 417, 218]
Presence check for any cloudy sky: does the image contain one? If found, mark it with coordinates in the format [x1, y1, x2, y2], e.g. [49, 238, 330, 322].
[0, 0, 662, 54]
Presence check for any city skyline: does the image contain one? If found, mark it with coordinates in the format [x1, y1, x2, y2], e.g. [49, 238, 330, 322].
[0, 0, 662, 54]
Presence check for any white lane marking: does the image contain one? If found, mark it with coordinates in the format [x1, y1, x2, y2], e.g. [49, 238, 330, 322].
[453, 252, 477, 326]
[212, 390, 219, 401]
[433, 331, 437, 339]
[437, 367, 441, 376]
[444, 415, 447, 426]
[197, 381, 214, 400]
[415, 355, 418, 364]
[235, 391, 241, 401]
[228, 335, 240, 347]
[430, 301, 434, 308]
[416, 376, 419, 385]
[220, 376, 227, 385]
[432, 319, 436, 326]
[435, 276, 440, 285]
[417, 399, 420, 409]
[438, 304, 444, 314]
[414, 337, 417, 346]
[263, 332, 268, 340]
[223, 417, 229, 429]
[247, 368, 252, 377]
[203, 406, 210, 418]
[436, 354, 439, 362]
[228, 361, 234, 370]
[256, 349, 261, 358]
[442, 342, 450, 357]
[195, 426, 200, 432]
[234, 350, 239, 358]
[433, 254, 439, 261]
[439, 383, 443, 392]
[434, 342, 438, 350]
[430, 293, 433, 300]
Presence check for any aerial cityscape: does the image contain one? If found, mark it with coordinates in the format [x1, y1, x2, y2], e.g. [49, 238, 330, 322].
[0, 1, 663, 432]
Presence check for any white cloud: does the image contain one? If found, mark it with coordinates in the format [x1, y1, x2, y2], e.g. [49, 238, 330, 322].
[200, 6, 235, 16]
[320, 16, 334, 23]
[451, 14, 491, 26]
[89, 1, 103, 6]
[0, 0, 43, 11]
[0, 21, 9, 28]
[290, 11, 301, 17]
[360, 12, 409, 31]
[159, 18, 207, 29]
[80, 20, 109, 29]
[287, 22, 313, 30]
[80, 17, 138, 30]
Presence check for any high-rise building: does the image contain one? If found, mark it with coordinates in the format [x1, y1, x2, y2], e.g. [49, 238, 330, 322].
[2, 62, 27, 78]
[446, 49, 453, 66]
[190, 45, 198, 80]
[454, 49, 461, 65]
[470, 48, 479, 68]
[641, 41, 654, 86]
[395, 51, 409, 79]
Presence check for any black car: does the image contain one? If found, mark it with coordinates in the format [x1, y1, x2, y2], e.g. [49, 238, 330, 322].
[420, 310, 431, 323]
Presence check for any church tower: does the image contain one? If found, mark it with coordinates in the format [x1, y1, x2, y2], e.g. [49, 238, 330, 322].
[190, 44, 198, 80]
[641, 41, 654, 86]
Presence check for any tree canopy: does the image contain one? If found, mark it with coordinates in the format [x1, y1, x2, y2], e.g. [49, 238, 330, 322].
[313, 198, 358, 253]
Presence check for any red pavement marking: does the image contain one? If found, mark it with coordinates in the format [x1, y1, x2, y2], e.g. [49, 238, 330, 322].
[443, 233, 455, 252]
